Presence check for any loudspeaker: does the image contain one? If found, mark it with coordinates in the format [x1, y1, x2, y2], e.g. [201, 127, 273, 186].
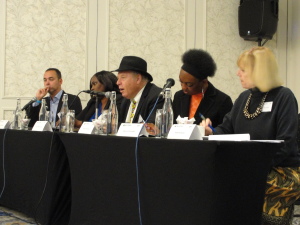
[238, 0, 278, 42]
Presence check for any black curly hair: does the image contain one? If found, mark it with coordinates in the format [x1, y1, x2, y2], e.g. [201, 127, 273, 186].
[181, 49, 217, 80]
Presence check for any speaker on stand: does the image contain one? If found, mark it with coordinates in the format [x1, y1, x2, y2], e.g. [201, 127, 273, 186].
[238, 0, 279, 46]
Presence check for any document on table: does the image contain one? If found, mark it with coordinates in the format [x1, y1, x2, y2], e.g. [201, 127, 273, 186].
[208, 133, 250, 141]
[208, 133, 284, 143]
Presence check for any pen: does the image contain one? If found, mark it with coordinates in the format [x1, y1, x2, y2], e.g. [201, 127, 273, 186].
[199, 113, 216, 133]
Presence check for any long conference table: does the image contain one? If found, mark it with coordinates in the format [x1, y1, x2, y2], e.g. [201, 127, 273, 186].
[0, 129, 281, 225]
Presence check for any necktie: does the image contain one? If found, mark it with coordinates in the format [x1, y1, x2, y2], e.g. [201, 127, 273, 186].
[129, 100, 136, 123]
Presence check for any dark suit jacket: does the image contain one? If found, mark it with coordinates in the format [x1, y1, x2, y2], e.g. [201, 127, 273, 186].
[119, 83, 164, 124]
[172, 82, 233, 127]
[76, 94, 123, 122]
[27, 91, 82, 127]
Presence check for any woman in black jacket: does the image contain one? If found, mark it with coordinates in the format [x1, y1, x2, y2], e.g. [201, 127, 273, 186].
[75, 70, 122, 128]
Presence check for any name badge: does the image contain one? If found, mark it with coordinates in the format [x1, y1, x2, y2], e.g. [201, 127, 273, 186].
[262, 102, 273, 112]
[117, 123, 148, 137]
[167, 124, 201, 140]
[0, 120, 11, 129]
[32, 121, 53, 132]
[78, 122, 95, 134]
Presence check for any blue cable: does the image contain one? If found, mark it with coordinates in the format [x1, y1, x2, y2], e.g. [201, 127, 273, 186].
[134, 95, 161, 225]
[34, 130, 56, 225]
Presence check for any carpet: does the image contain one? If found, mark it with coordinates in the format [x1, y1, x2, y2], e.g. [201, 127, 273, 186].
[0, 207, 36, 225]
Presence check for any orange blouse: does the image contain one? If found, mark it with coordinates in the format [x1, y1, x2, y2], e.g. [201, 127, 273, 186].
[189, 93, 203, 119]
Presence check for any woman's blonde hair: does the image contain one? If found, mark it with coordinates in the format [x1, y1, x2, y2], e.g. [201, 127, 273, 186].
[237, 47, 282, 92]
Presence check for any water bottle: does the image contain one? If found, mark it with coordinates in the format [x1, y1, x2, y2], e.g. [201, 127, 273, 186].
[12, 98, 22, 129]
[161, 88, 173, 138]
[59, 94, 69, 132]
[109, 91, 118, 134]
[39, 98, 48, 121]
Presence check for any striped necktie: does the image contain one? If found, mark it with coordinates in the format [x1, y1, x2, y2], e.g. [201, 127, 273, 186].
[129, 100, 136, 123]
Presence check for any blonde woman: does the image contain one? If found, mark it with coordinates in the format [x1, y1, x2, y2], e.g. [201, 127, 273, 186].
[201, 47, 300, 225]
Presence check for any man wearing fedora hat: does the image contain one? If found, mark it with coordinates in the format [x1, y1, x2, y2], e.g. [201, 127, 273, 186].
[113, 56, 164, 124]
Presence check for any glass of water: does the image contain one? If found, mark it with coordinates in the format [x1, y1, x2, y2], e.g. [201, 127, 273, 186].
[20, 115, 31, 130]
[67, 110, 75, 133]
[155, 109, 162, 138]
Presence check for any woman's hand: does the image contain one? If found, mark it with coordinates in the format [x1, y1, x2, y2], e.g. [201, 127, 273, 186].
[199, 118, 214, 136]
[75, 119, 83, 128]
[144, 123, 158, 136]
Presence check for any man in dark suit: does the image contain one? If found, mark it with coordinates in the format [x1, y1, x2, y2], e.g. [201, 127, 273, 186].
[112, 56, 164, 125]
[26, 68, 82, 128]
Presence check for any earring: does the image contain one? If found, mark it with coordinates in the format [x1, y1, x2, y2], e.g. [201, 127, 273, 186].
[202, 88, 204, 98]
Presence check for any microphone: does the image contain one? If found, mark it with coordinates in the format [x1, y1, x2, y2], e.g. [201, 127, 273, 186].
[160, 78, 175, 96]
[21, 97, 37, 111]
[81, 90, 92, 94]
[82, 90, 111, 98]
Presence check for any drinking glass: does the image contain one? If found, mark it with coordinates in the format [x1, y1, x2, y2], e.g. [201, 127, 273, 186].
[99, 110, 109, 135]
[92, 119, 102, 135]
[20, 114, 31, 130]
[67, 110, 75, 132]
[155, 109, 162, 138]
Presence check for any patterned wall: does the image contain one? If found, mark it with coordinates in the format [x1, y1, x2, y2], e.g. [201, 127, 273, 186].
[107, 0, 279, 102]
[2, 0, 283, 121]
[108, 0, 185, 91]
[206, 0, 277, 101]
[4, 0, 87, 98]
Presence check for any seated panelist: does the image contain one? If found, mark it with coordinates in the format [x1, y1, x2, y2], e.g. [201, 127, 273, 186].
[75, 70, 122, 128]
[112, 56, 164, 125]
[201, 47, 300, 225]
[173, 49, 233, 127]
[26, 68, 82, 128]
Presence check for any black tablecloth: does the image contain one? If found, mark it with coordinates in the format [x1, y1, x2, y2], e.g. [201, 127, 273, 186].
[0, 130, 71, 225]
[59, 133, 280, 225]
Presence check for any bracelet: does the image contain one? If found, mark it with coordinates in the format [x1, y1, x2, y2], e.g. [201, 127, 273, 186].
[36, 100, 41, 104]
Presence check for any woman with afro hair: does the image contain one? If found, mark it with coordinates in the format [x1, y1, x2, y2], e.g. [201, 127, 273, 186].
[173, 49, 233, 127]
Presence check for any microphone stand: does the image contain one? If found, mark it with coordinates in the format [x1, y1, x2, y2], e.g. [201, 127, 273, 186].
[24, 107, 30, 119]
[69, 91, 83, 110]
[22, 100, 34, 120]
[95, 96, 99, 120]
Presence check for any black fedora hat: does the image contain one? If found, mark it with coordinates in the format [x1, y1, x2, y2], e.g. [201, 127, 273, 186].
[112, 56, 153, 82]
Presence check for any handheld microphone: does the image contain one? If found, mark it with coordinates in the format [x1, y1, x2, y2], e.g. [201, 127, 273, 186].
[160, 78, 175, 96]
[21, 97, 37, 111]
[81, 90, 111, 98]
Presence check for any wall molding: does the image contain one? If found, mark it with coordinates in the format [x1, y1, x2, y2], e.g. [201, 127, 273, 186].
[185, 0, 206, 50]
[86, 0, 109, 94]
[2, 108, 14, 121]
[277, 0, 288, 85]
[286, 0, 300, 110]
[0, 0, 5, 100]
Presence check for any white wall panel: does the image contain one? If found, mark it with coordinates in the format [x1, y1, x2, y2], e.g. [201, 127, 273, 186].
[287, 0, 300, 109]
